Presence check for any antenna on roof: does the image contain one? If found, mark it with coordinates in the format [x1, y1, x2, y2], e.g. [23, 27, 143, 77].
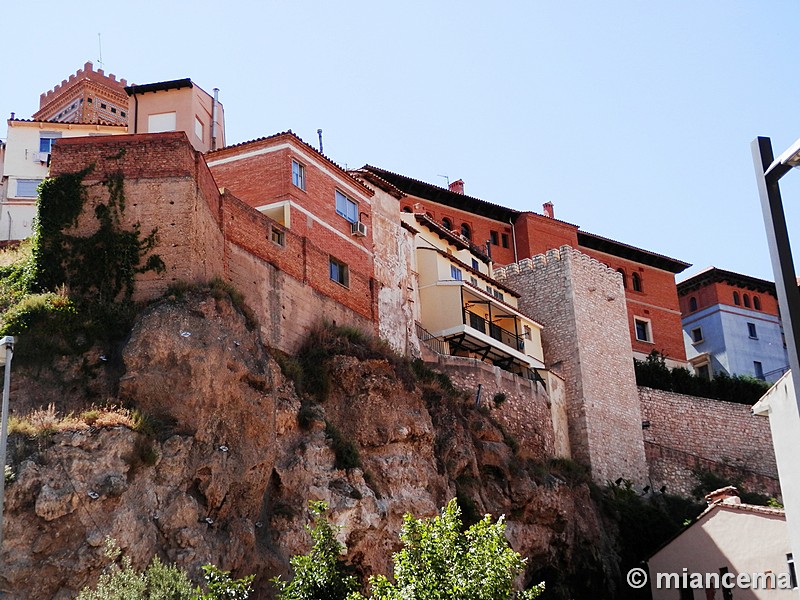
[97, 33, 104, 69]
[437, 174, 450, 186]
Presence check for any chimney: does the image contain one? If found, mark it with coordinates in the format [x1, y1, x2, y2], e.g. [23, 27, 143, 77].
[543, 202, 554, 218]
[10, 112, 14, 120]
[449, 179, 464, 194]
[705, 486, 741, 506]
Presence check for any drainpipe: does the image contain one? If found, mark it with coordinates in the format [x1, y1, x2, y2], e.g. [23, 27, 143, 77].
[211, 88, 219, 151]
[131, 86, 139, 133]
[510, 217, 518, 263]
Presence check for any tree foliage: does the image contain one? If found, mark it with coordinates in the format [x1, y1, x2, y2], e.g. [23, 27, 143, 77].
[273, 500, 360, 600]
[77, 538, 253, 600]
[275, 499, 543, 600]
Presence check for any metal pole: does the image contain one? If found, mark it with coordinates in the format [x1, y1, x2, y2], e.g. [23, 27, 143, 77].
[752, 137, 800, 416]
[0, 337, 14, 554]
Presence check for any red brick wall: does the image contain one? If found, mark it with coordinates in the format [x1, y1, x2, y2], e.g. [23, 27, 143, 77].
[581, 249, 687, 362]
[209, 136, 376, 323]
[512, 212, 580, 261]
[679, 281, 780, 317]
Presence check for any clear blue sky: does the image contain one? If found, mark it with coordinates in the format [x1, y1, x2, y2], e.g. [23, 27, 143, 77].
[3, 0, 800, 282]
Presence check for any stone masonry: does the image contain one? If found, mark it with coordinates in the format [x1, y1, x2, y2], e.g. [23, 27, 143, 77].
[495, 246, 648, 484]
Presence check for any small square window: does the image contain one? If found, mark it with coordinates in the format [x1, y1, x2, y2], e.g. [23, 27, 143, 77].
[292, 160, 306, 190]
[696, 363, 711, 380]
[100, 103, 107, 109]
[470, 276, 478, 286]
[270, 227, 285, 246]
[635, 318, 652, 342]
[329, 257, 349, 287]
[490, 231, 499, 245]
[111, 107, 117, 114]
[748, 322, 758, 339]
[450, 266, 463, 281]
[120, 111, 126, 118]
[501, 233, 509, 248]
[691, 327, 703, 343]
[335, 190, 358, 223]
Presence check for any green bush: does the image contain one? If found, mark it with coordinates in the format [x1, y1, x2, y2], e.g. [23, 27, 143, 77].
[634, 350, 770, 405]
[325, 421, 361, 470]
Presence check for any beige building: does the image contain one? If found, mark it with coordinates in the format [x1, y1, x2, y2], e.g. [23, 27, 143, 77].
[0, 119, 125, 240]
[403, 212, 545, 379]
[125, 79, 224, 153]
[648, 487, 797, 600]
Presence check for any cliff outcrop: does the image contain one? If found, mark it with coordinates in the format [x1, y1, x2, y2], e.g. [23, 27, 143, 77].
[2, 292, 618, 599]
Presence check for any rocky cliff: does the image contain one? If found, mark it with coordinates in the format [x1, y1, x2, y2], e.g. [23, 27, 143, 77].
[2, 291, 619, 599]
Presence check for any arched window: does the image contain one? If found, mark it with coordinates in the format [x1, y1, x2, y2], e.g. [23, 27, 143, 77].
[689, 297, 698, 312]
[402, 206, 412, 213]
[632, 272, 642, 292]
[743, 294, 751, 308]
[753, 296, 761, 311]
[442, 217, 452, 230]
[617, 269, 627, 289]
[460, 223, 472, 240]
[733, 291, 740, 305]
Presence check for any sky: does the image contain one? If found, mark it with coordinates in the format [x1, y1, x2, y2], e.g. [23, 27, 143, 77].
[2, 0, 799, 282]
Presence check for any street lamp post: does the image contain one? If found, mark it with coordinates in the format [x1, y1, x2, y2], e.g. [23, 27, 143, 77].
[0, 335, 15, 554]
[752, 136, 800, 417]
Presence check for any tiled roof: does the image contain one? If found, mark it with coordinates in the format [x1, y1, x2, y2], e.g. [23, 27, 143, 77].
[577, 230, 691, 274]
[9, 117, 126, 128]
[677, 266, 777, 296]
[206, 130, 373, 195]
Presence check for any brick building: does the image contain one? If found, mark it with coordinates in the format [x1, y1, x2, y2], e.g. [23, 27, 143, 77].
[360, 165, 691, 366]
[33, 62, 129, 125]
[206, 132, 377, 328]
[678, 267, 789, 382]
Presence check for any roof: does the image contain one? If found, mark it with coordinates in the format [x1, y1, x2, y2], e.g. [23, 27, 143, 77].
[8, 117, 126, 128]
[207, 130, 373, 197]
[577, 230, 691, 274]
[125, 78, 193, 95]
[677, 266, 778, 297]
[362, 165, 519, 222]
[413, 213, 492, 263]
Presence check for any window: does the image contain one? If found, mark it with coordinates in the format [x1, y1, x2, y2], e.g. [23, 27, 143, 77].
[15, 179, 42, 198]
[754, 361, 765, 381]
[748, 322, 758, 339]
[111, 107, 117, 114]
[471, 258, 479, 270]
[753, 296, 761, 310]
[194, 117, 203, 141]
[329, 257, 349, 287]
[617, 269, 627, 289]
[523, 325, 532, 340]
[493, 289, 504, 302]
[744, 294, 752, 308]
[460, 223, 471, 240]
[632, 272, 643, 292]
[696, 363, 711, 380]
[501, 233, 509, 248]
[270, 227, 285, 246]
[148, 111, 177, 133]
[335, 190, 358, 223]
[450, 266, 463, 281]
[402, 206, 412, 213]
[689, 296, 698, 312]
[291, 160, 306, 190]
[469, 276, 478, 286]
[441, 217, 452, 230]
[691, 327, 703, 343]
[39, 132, 61, 152]
[635, 318, 652, 342]
[120, 111, 126, 118]
[490, 230, 499, 245]
[100, 102, 107, 109]
[733, 291, 740, 305]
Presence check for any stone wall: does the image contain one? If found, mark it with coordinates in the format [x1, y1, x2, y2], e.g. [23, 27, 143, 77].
[495, 246, 648, 484]
[426, 353, 567, 462]
[639, 386, 780, 498]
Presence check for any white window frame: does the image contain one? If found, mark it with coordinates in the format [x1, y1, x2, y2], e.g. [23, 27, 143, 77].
[292, 160, 306, 190]
[15, 179, 43, 198]
[634, 317, 653, 343]
[450, 266, 463, 281]
[335, 190, 358, 223]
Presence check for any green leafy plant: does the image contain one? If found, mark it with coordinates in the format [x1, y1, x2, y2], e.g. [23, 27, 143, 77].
[272, 500, 360, 600]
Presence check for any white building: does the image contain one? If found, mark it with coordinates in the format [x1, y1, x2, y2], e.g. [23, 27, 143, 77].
[0, 119, 125, 241]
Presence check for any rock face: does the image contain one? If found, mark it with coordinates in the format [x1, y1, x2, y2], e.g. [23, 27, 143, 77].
[1, 293, 618, 599]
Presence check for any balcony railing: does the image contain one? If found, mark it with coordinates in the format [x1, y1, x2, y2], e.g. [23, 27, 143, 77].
[463, 308, 524, 352]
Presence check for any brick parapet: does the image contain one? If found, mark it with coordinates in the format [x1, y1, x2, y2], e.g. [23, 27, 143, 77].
[496, 246, 647, 483]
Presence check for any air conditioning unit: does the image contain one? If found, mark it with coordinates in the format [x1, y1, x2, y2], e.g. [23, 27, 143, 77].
[33, 152, 49, 164]
[351, 221, 367, 237]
